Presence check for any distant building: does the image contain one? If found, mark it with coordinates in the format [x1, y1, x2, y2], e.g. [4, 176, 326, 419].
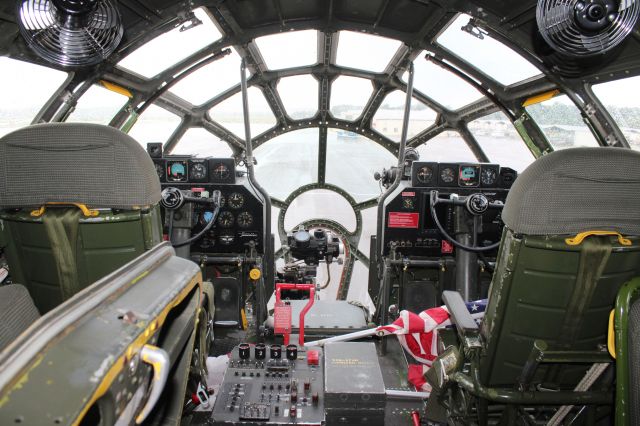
[371, 109, 437, 139]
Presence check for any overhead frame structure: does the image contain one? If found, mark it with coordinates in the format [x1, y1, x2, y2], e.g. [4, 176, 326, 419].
[2, 0, 640, 296]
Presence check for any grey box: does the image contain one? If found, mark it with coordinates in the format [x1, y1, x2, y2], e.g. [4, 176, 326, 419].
[323, 342, 386, 411]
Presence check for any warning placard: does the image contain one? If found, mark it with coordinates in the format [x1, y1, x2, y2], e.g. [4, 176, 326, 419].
[274, 302, 292, 335]
[388, 212, 419, 229]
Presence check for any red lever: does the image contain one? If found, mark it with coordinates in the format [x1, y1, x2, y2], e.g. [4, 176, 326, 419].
[274, 283, 315, 346]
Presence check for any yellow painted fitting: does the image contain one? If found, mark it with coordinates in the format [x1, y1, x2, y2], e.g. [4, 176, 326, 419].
[607, 310, 616, 359]
[522, 89, 560, 107]
[249, 268, 261, 280]
[241, 308, 248, 330]
[99, 80, 133, 98]
[30, 202, 99, 218]
[565, 231, 632, 247]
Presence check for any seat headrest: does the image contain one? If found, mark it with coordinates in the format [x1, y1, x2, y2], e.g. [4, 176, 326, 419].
[0, 123, 161, 210]
[502, 147, 640, 236]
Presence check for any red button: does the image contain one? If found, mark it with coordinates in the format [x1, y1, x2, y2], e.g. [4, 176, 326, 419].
[307, 350, 319, 366]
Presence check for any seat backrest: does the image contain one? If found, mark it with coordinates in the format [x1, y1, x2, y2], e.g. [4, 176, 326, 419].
[0, 123, 163, 313]
[480, 147, 640, 388]
[0, 285, 40, 352]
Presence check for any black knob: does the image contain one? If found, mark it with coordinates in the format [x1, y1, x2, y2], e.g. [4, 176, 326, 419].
[466, 193, 489, 215]
[293, 230, 311, 248]
[286, 344, 298, 361]
[255, 343, 266, 360]
[270, 344, 282, 359]
[238, 343, 250, 360]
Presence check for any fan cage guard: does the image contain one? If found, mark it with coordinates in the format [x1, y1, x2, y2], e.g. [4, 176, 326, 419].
[17, 0, 123, 67]
[537, 0, 640, 57]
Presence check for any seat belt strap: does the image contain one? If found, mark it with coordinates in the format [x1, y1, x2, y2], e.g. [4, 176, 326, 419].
[43, 208, 82, 301]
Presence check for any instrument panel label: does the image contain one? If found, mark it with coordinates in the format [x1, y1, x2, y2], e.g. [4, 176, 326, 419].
[388, 212, 419, 229]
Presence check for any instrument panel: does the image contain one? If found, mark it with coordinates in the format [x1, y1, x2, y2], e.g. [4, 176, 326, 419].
[153, 157, 236, 184]
[153, 155, 264, 254]
[383, 162, 517, 256]
[411, 162, 517, 189]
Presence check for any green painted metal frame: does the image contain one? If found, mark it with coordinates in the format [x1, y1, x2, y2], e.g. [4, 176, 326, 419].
[614, 277, 640, 425]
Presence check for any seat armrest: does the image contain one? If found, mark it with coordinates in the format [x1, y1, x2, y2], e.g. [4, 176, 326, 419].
[443, 291, 479, 332]
[442, 291, 481, 349]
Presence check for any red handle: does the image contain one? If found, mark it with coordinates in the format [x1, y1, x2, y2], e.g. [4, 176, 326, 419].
[275, 283, 315, 346]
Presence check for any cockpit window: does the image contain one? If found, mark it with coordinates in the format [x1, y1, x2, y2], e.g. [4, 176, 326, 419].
[254, 30, 318, 70]
[209, 87, 276, 138]
[330, 76, 373, 121]
[284, 189, 357, 233]
[372, 91, 436, 142]
[0, 57, 67, 136]
[66, 84, 128, 125]
[470, 112, 534, 171]
[407, 53, 483, 110]
[171, 128, 234, 157]
[592, 76, 640, 151]
[128, 104, 182, 146]
[336, 31, 402, 73]
[254, 128, 319, 200]
[278, 75, 318, 119]
[417, 131, 477, 162]
[117, 8, 222, 78]
[326, 129, 395, 202]
[526, 94, 599, 150]
[437, 14, 541, 86]
[170, 48, 242, 105]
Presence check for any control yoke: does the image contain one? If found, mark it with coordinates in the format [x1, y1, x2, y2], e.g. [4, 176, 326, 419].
[429, 190, 504, 253]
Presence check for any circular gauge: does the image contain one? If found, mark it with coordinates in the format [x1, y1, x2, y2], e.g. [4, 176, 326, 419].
[219, 232, 235, 246]
[212, 162, 230, 180]
[190, 162, 207, 180]
[416, 166, 433, 184]
[481, 168, 498, 186]
[237, 212, 254, 229]
[154, 163, 164, 179]
[217, 211, 234, 228]
[402, 198, 415, 210]
[440, 167, 455, 184]
[228, 192, 245, 209]
[199, 211, 215, 226]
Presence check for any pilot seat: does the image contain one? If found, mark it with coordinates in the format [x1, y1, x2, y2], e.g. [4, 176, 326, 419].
[0, 123, 163, 318]
[427, 147, 640, 424]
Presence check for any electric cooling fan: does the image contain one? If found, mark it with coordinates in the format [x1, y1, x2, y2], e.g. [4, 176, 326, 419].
[16, 0, 124, 67]
[537, 0, 640, 57]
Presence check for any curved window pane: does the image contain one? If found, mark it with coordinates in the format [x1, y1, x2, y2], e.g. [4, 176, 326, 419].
[209, 87, 276, 138]
[284, 190, 356, 233]
[336, 31, 402, 73]
[67, 85, 128, 124]
[408, 53, 483, 110]
[326, 129, 394, 202]
[373, 91, 436, 142]
[171, 127, 233, 157]
[417, 131, 477, 162]
[526, 94, 599, 150]
[593, 76, 640, 150]
[128, 105, 182, 146]
[437, 14, 541, 86]
[347, 260, 375, 313]
[118, 8, 222, 78]
[278, 75, 318, 119]
[470, 112, 534, 172]
[171, 48, 242, 105]
[0, 57, 67, 136]
[330, 76, 373, 120]
[254, 30, 318, 70]
[271, 207, 282, 253]
[254, 128, 319, 200]
[357, 207, 378, 257]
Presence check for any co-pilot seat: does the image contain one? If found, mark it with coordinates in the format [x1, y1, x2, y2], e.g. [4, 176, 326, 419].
[0, 123, 164, 314]
[434, 147, 640, 413]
